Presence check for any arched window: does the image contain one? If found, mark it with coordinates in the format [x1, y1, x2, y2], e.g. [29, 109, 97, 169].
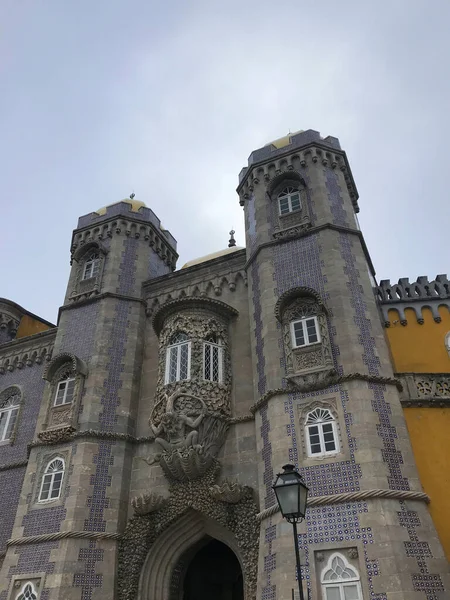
[0, 387, 20, 442]
[203, 335, 223, 383]
[321, 553, 363, 599]
[278, 186, 301, 216]
[39, 457, 65, 502]
[305, 408, 339, 457]
[54, 375, 76, 406]
[291, 316, 320, 348]
[82, 252, 100, 280]
[165, 332, 191, 384]
[16, 582, 37, 600]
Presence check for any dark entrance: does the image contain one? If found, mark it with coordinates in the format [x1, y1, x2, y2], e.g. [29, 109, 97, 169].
[183, 539, 244, 600]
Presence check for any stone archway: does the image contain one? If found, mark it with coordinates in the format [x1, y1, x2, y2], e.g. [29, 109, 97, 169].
[138, 510, 247, 600]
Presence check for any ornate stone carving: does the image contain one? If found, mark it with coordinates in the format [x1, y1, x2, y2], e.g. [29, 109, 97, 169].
[38, 426, 76, 444]
[118, 465, 259, 600]
[209, 479, 248, 504]
[131, 492, 167, 515]
[316, 551, 325, 562]
[287, 368, 337, 393]
[399, 373, 450, 406]
[273, 221, 312, 239]
[348, 547, 359, 559]
[146, 390, 229, 481]
[0, 330, 54, 375]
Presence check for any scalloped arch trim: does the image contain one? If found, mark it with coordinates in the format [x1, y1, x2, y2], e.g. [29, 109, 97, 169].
[275, 286, 326, 322]
[43, 352, 88, 381]
[72, 240, 109, 262]
[266, 169, 306, 195]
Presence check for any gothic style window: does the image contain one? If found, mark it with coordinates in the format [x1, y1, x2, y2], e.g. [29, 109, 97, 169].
[39, 457, 65, 502]
[291, 316, 320, 348]
[321, 553, 363, 600]
[278, 186, 301, 215]
[305, 408, 339, 457]
[82, 252, 100, 280]
[165, 332, 191, 384]
[203, 336, 223, 382]
[16, 582, 37, 600]
[54, 376, 76, 406]
[0, 387, 21, 443]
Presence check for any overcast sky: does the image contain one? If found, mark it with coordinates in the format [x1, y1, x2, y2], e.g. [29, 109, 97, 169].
[1, 1, 449, 324]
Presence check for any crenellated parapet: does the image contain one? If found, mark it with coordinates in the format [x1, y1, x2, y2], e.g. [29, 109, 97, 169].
[376, 274, 450, 325]
[236, 129, 359, 213]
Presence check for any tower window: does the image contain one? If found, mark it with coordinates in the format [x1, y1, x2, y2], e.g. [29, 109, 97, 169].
[203, 336, 223, 383]
[0, 392, 20, 442]
[16, 582, 38, 600]
[165, 332, 191, 384]
[321, 553, 363, 600]
[82, 252, 100, 280]
[278, 186, 301, 215]
[54, 377, 76, 406]
[291, 317, 320, 348]
[305, 407, 339, 457]
[39, 457, 65, 502]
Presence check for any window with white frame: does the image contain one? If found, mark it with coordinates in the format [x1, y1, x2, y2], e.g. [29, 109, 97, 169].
[278, 186, 302, 215]
[16, 581, 38, 600]
[203, 336, 223, 382]
[305, 407, 339, 457]
[0, 391, 20, 442]
[165, 332, 191, 384]
[291, 316, 320, 348]
[54, 377, 76, 406]
[82, 252, 100, 280]
[321, 553, 363, 600]
[39, 457, 65, 502]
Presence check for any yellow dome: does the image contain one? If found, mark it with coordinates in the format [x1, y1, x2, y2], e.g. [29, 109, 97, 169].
[265, 130, 304, 149]
[95, 198, 147, 216]
[181, 246, 244, 269]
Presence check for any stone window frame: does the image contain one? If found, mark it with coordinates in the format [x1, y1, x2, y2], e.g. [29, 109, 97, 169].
[305, 406, 340, 458]
[309, 546, 370, 600]
[277, 186, 302, 216]
[298, 400, 344, 463]
[38, 456, 65, 503]
[0, 385, 23, 446]
[268, 173, 311, 237]
[164, 332, 192, 384]
[42, 353, 88, 432]
[70, 241, 108, 301]
[320, 551, 363, 600]
[291, 315, 321, 349]
[8, 574, 45, 600]
[32, 449, 70, 509]
[275, 287, 333, 378]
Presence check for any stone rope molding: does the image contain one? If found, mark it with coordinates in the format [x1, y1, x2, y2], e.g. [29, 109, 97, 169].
[7, 530, 120, 547]
[250, 373, 403, 413]
[256, 489, 430, 521]
[0, 460, 28, 472]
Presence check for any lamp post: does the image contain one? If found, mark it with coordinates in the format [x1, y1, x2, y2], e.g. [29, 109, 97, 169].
[273, 464, 309, 600]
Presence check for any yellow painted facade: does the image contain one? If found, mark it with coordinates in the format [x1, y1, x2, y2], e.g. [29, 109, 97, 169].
[386, 303, 450, 559]
[16, 314, 52, 339]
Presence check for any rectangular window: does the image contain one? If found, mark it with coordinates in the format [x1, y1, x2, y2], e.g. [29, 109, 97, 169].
[165, 342, 191, 384]
[54, 379, 76, 406]
[291, 317, 320, 348]
[203, 342, 223, 382]
[279, 197, 290, 215]
[290, 193, 301, 211]
[307, 422, 338, 457]
[82, 258, 100, 280]
[0, 407, 19, 442]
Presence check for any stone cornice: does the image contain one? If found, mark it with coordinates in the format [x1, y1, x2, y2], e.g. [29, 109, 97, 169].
[250, 373, 402, 414]
[58, 291, 146, 320]
[243, 223, 376, 277]
[0, 459, 28, 472]
[0, 329, 56, 375]
[398, 372, 450, 407]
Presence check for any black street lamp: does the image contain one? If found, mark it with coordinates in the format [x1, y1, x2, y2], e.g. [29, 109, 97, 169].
[273, 464, 309, 600]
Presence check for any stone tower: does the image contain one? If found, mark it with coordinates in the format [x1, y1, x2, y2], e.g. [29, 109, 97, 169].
[237, 130, 448, 599]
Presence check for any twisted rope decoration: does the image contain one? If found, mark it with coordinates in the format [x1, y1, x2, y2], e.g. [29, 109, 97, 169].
[8, 530, 120, 547]
[256, 489, 429, 521]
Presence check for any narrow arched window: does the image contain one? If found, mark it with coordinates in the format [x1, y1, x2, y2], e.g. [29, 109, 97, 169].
[0, 389, 20, 442]
[39, 457, 65, 502]
[278, 186, 301, 215]
[16, 582, 37, 600]
[54, 375, 76, 406]
[165, 332, 191, 384]
[203, 335, 223, 383]
[321, 553, 363, 599]
[82, 252, 100, 280]
[305, 408, 339, 457]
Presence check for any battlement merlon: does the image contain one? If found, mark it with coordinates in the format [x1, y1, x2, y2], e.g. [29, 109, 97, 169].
[236, 129, 359, 213]
[376, 275, 450, 304]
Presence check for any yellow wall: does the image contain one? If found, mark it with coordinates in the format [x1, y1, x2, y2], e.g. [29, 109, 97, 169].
[16, 315, 52, 339]
[386, 306, 450, 373]
[404, 407, 450, 560]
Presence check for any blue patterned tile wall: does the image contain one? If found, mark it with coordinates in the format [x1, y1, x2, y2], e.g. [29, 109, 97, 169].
[59, 302, 99, 362]
[325, 167, 350, 228]
[0, 467, 26, 553]
[398, 502, 445, 599]
[260, 405, 274, 509]
[262, 519, 276, 600]
[251, 261, 266, 397]
[73, 541, 104, 600]
[247, 193, 257, 253]
[118, 238, 138, 296]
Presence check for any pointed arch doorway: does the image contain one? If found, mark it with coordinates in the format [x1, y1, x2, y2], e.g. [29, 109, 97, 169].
[177, 538, 244, 600]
